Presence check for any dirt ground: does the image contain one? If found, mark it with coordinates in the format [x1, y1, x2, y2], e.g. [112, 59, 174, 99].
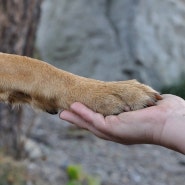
[23, 109, 185, 185]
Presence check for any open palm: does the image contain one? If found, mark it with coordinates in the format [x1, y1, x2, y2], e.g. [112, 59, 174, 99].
[60, 94, 185, 154]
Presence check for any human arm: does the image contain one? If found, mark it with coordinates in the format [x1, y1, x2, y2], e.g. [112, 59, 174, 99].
[60, 94, 185, 154]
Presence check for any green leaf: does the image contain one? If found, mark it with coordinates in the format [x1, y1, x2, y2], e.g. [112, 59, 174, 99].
[67, 165, 83, 181]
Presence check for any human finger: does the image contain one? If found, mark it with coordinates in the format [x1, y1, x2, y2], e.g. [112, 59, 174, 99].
[60, 109, 110, 139]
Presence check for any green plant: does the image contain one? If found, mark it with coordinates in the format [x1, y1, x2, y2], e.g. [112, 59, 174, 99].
[67, 165, 82, 181]
[66, 165, 101, 185]
[161, 80, 185, 99]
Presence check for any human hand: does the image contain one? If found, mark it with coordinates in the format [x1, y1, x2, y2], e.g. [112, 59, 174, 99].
[60, 94, 185, 154]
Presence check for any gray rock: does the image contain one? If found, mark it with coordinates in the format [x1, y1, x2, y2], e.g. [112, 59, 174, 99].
[22, 136, 43, 160]
[36, 0, 185, 89]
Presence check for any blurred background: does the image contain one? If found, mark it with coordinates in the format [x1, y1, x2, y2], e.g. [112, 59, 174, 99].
[0, 0, 185, 185]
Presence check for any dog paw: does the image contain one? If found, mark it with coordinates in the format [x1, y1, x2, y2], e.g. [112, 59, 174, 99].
[82, 80, 162, 116]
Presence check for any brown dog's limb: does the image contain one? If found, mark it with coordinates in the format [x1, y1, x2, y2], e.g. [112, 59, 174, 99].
[0, 53, 162, 116]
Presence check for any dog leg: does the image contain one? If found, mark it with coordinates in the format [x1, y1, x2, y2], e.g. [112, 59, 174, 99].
[0, 53, 162, 116]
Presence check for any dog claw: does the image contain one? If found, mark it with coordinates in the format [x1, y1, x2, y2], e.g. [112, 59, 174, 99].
[155, 93, 163, 100]
[46, 109, 58, 115]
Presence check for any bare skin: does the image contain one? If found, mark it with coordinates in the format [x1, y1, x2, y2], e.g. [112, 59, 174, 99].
[60, 94, 185, 154]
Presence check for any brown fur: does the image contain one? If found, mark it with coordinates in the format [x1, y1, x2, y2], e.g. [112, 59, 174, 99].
[0, 53, 162, 116]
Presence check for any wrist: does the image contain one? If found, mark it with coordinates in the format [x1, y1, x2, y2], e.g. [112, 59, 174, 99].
[147, 105, 185, 154]
[158, 115, 185, 154]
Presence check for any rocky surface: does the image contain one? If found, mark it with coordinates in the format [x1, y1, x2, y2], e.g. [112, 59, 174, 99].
[37, 0, 185, 89]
